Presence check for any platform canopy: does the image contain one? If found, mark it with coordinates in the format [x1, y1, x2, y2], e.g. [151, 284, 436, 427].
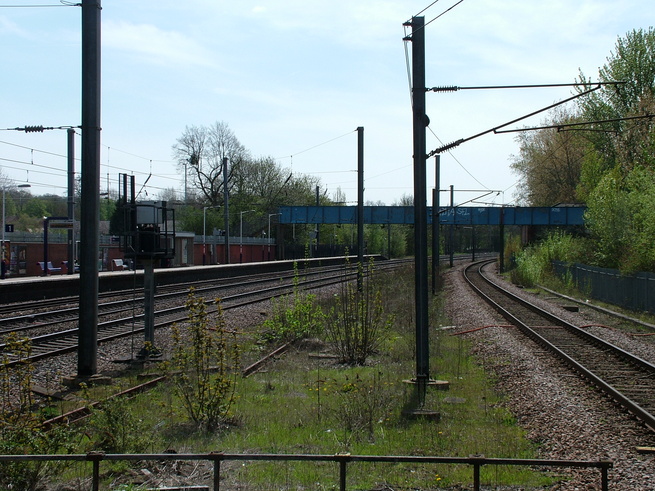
[279, 206, 586, 226]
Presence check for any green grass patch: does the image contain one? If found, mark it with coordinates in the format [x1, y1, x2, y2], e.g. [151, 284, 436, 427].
[34, 265, 562, 489]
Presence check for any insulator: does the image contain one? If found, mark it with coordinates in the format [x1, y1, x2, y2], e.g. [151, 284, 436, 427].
[429, 86, 459, 92]
[24, 125, 44, 133]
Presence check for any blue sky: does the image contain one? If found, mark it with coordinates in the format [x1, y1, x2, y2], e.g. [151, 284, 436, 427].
[0, 0, 651, 206]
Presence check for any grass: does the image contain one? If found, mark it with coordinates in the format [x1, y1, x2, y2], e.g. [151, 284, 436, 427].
[42, 265, 562, 489]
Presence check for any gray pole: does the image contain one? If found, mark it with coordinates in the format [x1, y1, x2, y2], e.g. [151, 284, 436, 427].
[357, 126, 364, 289]
[78, 0, 101, 377]
[449, 185, 454, 268]
[410, 16, 430, 399]
[432, 155, 440, 294]
[67, 128, 75, 274]
[143, 260, 155, 347]
[223, 157, 230, 264]
[315, 185, 320, 249]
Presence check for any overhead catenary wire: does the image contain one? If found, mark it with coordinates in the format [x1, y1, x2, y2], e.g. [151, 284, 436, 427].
[0, 2, 78, 7]
[275, 129, 356, 162]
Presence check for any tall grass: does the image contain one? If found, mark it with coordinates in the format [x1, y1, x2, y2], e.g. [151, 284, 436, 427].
[511, 231, 588, 287]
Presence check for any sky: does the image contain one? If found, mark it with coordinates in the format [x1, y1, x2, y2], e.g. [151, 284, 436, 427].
[0, 0, 651, 207]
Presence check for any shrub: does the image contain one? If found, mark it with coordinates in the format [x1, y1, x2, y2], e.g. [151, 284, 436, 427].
[0, 334, 76, 490]
[168, 290, 240, 432]
[260, 262, 325, 343]
[325, 258, 394, 365]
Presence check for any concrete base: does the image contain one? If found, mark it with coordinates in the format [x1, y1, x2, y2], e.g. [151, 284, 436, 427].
[61, 373, 113, 389]
[402, 378, 451, 390]
[401, 408, 441, 421]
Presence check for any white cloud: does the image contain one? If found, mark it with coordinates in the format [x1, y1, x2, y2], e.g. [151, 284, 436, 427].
[103, 20, 217, 68]
[0, 15, 30, 38]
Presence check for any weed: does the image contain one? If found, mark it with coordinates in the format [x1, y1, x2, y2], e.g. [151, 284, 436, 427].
[260, 262, 325, 343]
[166, 290, 240, 432]
[325, 257, 395, 365]
[83, 392, 154, 453]
[0, 334, 77, 490]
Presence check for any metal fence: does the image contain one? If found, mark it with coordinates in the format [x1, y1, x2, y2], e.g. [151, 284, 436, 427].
[552, 261, 655, 313]
[0, 451, 612, 490]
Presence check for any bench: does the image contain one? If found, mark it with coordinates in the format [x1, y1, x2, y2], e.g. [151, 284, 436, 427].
[112, 258, 127, 271]
[61, 261, 80, 273]
[37, 261, 62, 274]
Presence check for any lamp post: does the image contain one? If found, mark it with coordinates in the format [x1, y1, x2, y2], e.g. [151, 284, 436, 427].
[268, 212, 281, 261]
[203, 205, 219, 265]
[240, 210, 255, 263]
[2, 183, 31, 279]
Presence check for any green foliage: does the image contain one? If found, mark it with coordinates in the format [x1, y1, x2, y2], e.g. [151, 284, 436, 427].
[84, 393, 153, 453]
[324, 370, 396, 446]
[325, 257, 394, 365]
[510, 106, 589, 206]
[0, 334, 76, 490]
[23, 197, 49, 218]
[168, 290, 240, 432]
[511, 232, 588, 286]
[260, 263, 325, 343]
[583, 165, 655, 272]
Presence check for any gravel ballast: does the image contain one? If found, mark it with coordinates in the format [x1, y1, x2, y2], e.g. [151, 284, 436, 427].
[443, 261, 655, 490]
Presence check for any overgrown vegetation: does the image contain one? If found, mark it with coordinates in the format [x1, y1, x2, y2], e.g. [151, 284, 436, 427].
[510, 231, 589, 287]
[510, 27, 655, 275]
[0, 334, 76, 490]
[325, 257, 395, 365]
[259, 262, 325, 343]
[166, 290, 240, 432]
[0, 264, 561, 489]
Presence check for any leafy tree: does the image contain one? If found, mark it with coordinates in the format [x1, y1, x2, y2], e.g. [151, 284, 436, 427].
[576, 27, 655, 173]
[511, 107, 590, 205]
[586, 165, 655, 272]
[23, 198, 48, 218]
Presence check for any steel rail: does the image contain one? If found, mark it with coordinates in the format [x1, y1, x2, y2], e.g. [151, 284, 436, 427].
[464, 259, 655, 432]
[1, 261, 408, 367]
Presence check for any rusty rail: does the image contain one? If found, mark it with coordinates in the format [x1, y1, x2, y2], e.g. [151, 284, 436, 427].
[0, 452, 612, 490]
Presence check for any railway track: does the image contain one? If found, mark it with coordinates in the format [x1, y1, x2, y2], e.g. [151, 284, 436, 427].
[0, 260, 412, 336]
[1, 259, 410, 367]
[464, 259, 655, 432]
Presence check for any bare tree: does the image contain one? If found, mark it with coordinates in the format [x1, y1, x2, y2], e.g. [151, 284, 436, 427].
[172, 121, 249, 205]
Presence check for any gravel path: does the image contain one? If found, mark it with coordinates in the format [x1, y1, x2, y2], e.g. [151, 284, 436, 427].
[443, 261, 655, 490]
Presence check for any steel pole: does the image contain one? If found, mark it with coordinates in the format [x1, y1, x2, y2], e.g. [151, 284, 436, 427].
[410, 16, 430, 399]
[223, 157, 230, 264]
[1, 188, 5, 278]
[78, 0, 102, 377]
[357, 126, 364, 290]
[67, 128, 75, 274]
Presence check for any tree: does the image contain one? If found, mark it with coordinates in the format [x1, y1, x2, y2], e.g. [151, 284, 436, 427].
[510, 107, 590, 206]
[576, 27, 655, 173]
[172, 121, 249, 206]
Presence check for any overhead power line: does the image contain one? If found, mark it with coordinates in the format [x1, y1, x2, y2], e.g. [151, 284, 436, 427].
[494, 113, 655, 134]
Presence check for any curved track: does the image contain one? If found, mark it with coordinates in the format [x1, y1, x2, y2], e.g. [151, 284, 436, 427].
[464, 259, 655, 432]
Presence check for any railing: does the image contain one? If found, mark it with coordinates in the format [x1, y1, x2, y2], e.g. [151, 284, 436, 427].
[0, 452, 613, 490]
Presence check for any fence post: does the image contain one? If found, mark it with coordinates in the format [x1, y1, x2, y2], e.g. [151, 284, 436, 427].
[601, 460, 612, 491]
[470, 455, 484, 491]
[210, 452, 223, 491]
[337, 454, 350, 491]
[86, 451, 105, 491]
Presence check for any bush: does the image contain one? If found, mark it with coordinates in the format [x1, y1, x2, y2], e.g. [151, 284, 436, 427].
[0, 334, 76, 490]
[260, 262, 325, 343]
[325, 258, 394, 365]
[168, 290, 240, 432]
